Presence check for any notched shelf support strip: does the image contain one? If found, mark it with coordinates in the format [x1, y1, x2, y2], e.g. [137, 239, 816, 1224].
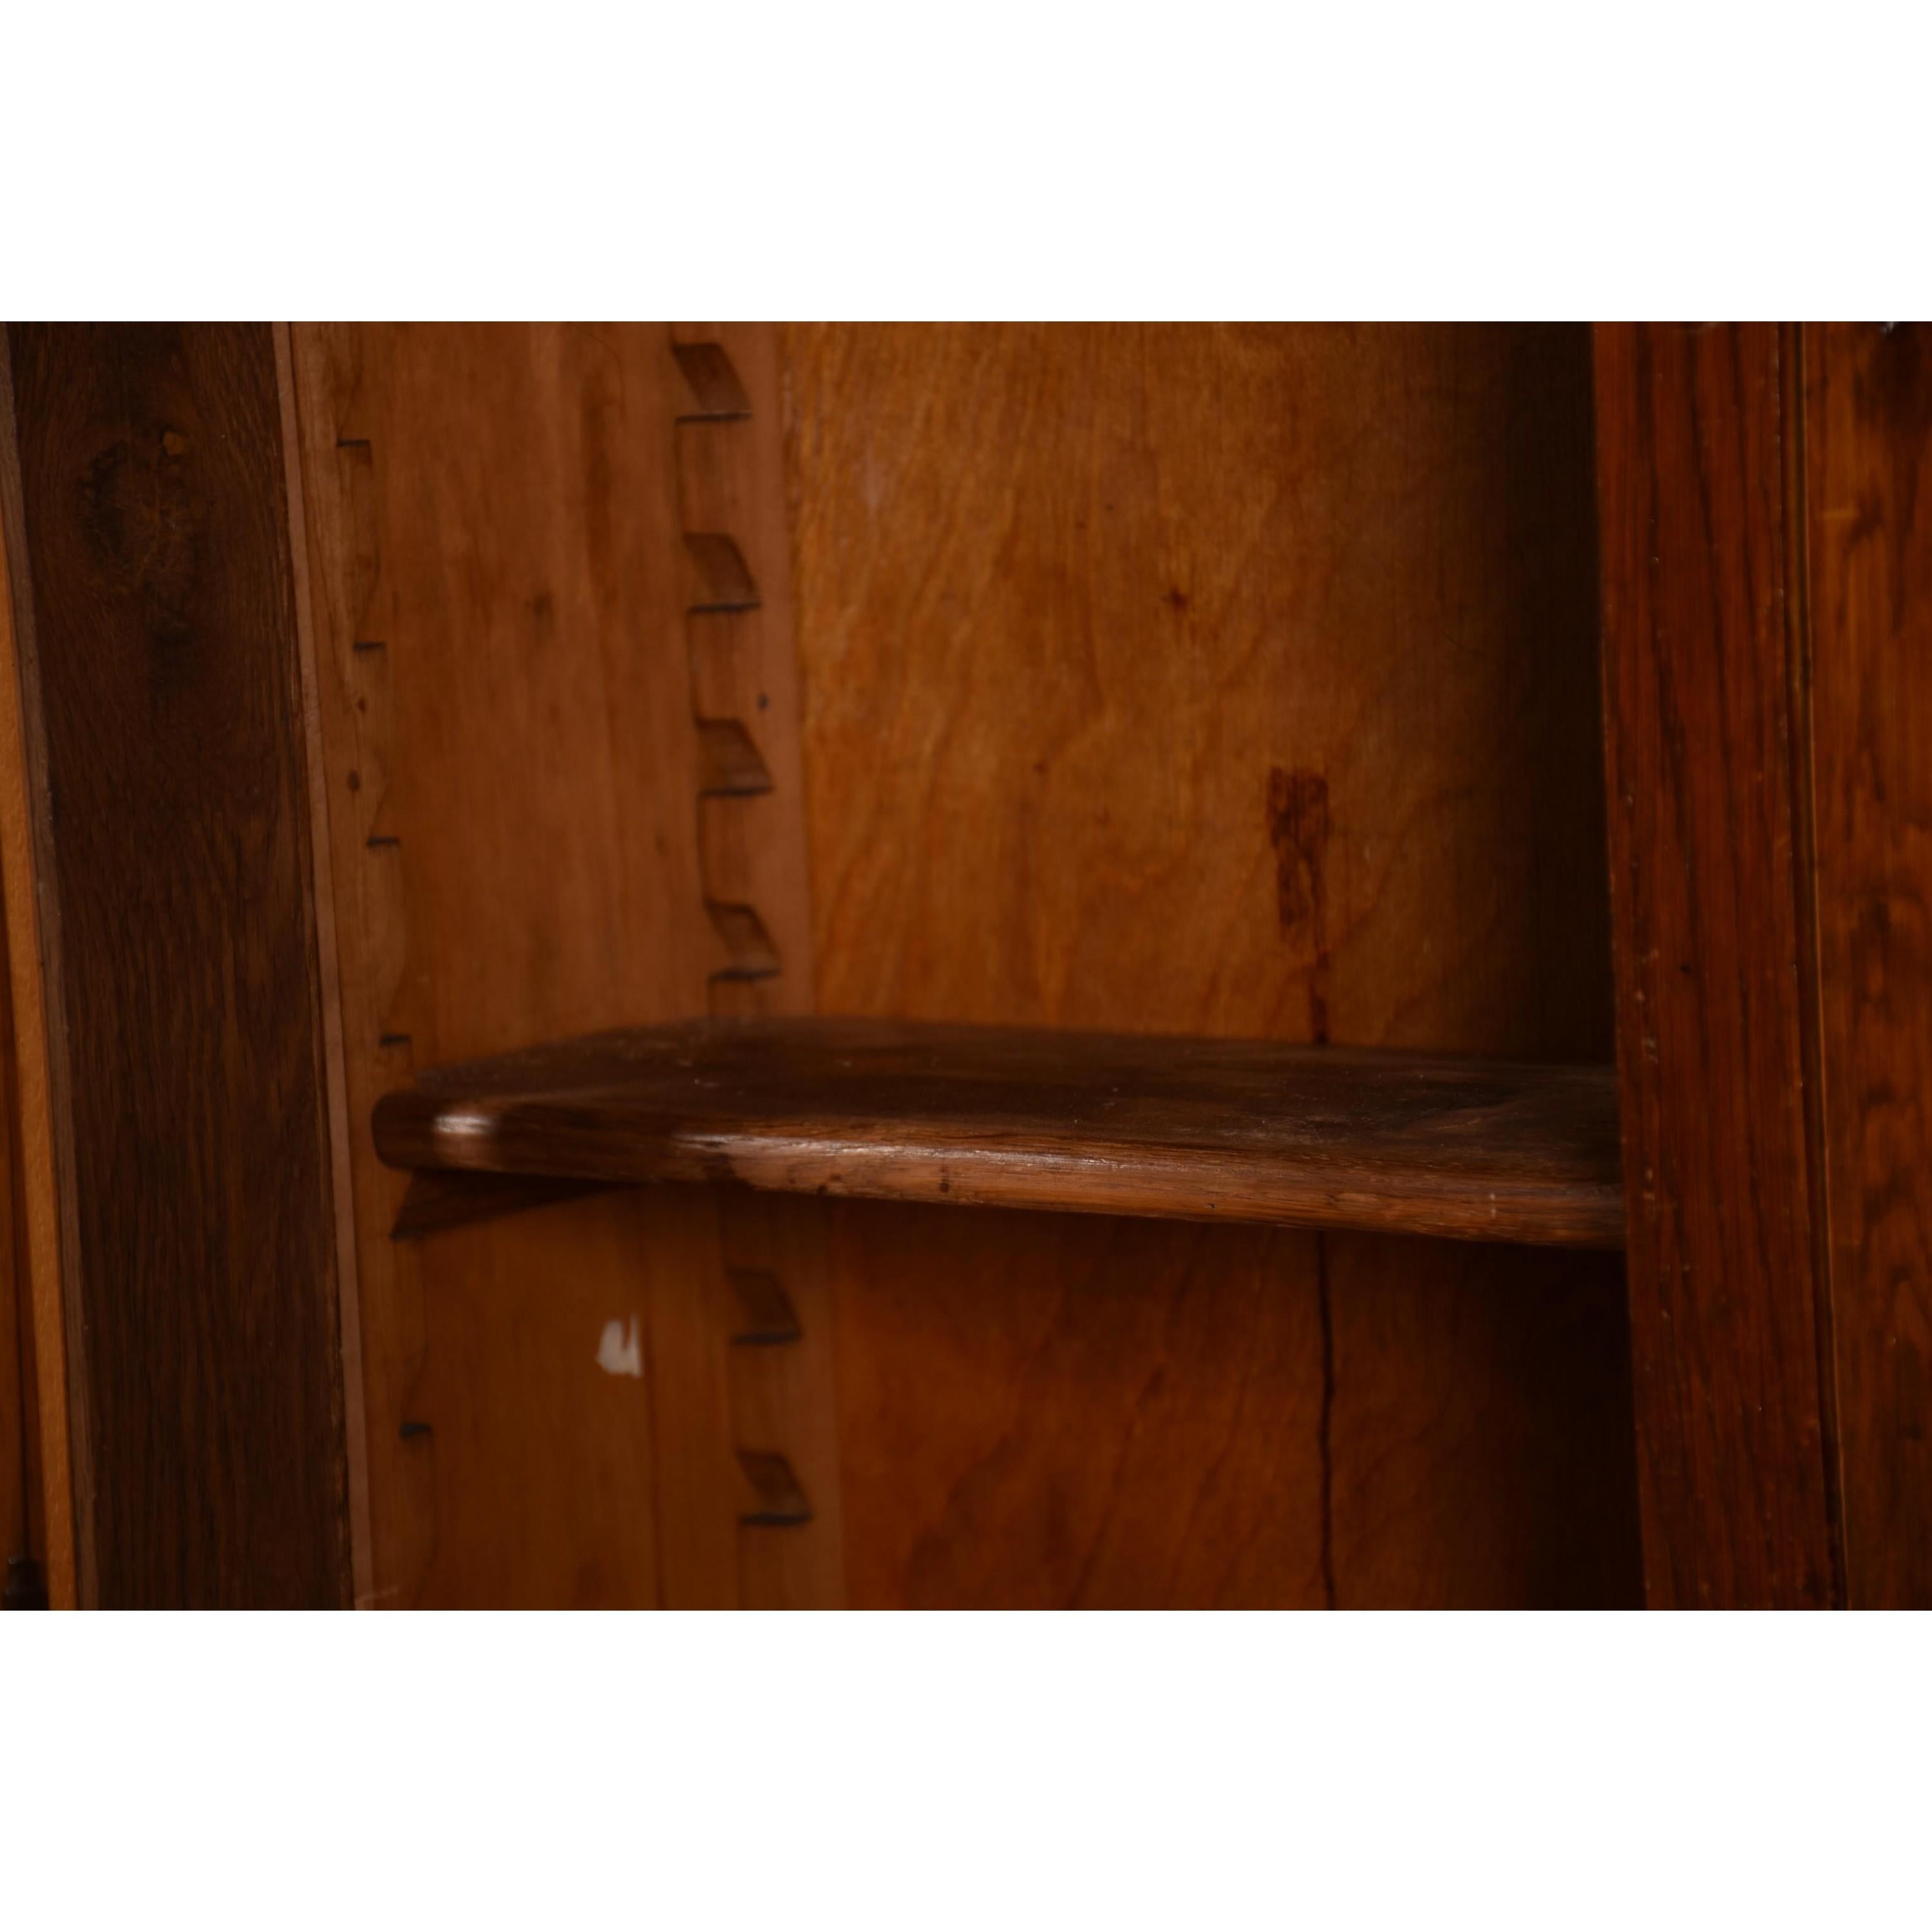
[672, 327, 820, 1550]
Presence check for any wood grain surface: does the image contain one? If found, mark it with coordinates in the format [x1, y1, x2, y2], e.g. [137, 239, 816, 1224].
[672, 321, 843, 1607]
[788, 323, 1641, 1607]
[374, 1018, 1624, 1247]
[1595, 321, 1838, 1607]
[1804, 320, 1932, 1605]
[3, 324, 351, 1606]
[833, 1204, 1329, 1607]
[0, 874, 38, 1604]
[0, 399, 71, 1607]
[289, 323, 833, 1605]
[275, 322, 374, 1608]
[289, 323, 697, 1606]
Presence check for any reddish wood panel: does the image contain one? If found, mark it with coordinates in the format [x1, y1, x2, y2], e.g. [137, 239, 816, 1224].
[289, 323, 835, 1606]
[288, 324, 703, 1605]
[374, 1018, 1625, 1249]
[3, 324, 350, 1607]
[790, 323, 1640, 1607]
[834, 1204, 1327, 1607]
[1804, 321, 1932, 1607]
[401, 1188, 702, 1608]
[1595, 321, 1837, 1607]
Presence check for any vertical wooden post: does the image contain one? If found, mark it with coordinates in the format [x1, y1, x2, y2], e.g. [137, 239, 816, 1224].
[1594, 322, 1841, 1607]
[0, 324, 352, 1607]
[0, 397, 73, 1607]
[1803, 321, 1932, 1608]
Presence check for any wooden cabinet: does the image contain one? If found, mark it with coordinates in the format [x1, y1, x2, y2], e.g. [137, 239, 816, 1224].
[1, 321, 1924, 1607]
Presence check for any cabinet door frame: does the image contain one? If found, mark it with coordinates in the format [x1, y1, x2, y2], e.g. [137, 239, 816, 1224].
[1597, 319, 1932, 1609]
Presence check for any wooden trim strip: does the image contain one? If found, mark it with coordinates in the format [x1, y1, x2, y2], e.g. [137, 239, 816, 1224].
[1803, 321, 1932, 1605]
[1595, 321, 1839, 1607]
[276, 323, 374, 1609]
[670, 324, 842, 1606]
[0, 345, 77, 1609]
[4, 324, 352, 1607]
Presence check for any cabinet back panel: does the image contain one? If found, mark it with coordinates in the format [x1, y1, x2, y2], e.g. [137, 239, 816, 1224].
[787, 323, 1641, 1605]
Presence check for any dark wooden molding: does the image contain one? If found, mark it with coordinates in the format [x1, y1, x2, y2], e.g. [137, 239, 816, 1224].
[372, 1017, 1624, 1249]
[1804, 321, 1932, 1607]
[0, 329, 86, 1606]
[1595, 321, 1840, 1607]
[1, 323, 352, 1607]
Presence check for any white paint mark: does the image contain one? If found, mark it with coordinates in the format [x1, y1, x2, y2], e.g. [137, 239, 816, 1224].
[597, 1314, 644, 1379]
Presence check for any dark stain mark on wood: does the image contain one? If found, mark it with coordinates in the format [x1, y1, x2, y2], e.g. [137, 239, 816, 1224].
[1269, 766, 1340, 1606]
[1315, 1235, 1336, 1609]
[1267, 766, 1331, 1043]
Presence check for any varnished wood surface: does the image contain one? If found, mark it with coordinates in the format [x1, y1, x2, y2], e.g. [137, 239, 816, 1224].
[673, 322, 844, 1606]
[789, 324, 1640, 1607]
[276, 322, 374, 1611]
[0, 400, 71, 1607]
[1595, 321, 1838, 1607]
[835, 1206, 1329, 1607]
[375, 1018, 1624, 1247]
[1805, 321, 1932, 1606]
[0, 864, 36, 1603]
[289, 323, 699, 1607]
[289, 323, 836, 1607]
[826, 1207, 1636, 1609]
[3, 324, 351, 1607]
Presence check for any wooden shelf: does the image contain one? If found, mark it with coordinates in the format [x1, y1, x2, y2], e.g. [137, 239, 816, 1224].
[372, 1018, 1623, 1249]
